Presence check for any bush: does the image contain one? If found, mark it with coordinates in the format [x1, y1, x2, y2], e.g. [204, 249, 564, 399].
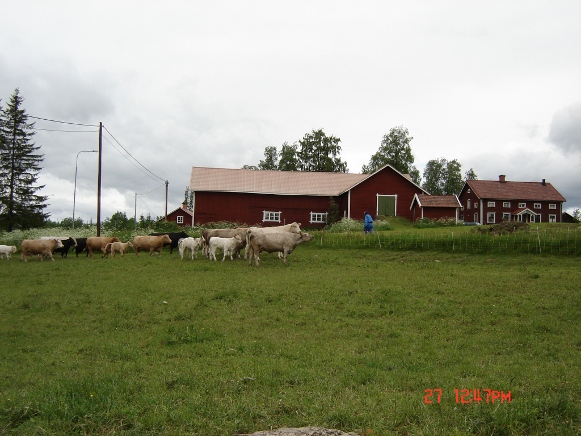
[414, 217, 461, 228]
[473, 220, 529, 235]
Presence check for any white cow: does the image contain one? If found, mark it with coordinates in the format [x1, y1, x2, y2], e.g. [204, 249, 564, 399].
[20, 239, 64, 262]
[244, 222, 302, 259]
[0, 245, 18, 260]
[246, 231, 314, 266]
[208, 235, 244, 261]
[178, 237, 203, 260]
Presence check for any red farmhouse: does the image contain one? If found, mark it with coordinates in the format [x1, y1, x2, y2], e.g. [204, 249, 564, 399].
[458, 175, 566, 224]
[187, 165, 427, 227]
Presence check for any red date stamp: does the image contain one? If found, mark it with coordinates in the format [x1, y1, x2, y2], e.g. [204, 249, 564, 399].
[424, 388, 512, 404]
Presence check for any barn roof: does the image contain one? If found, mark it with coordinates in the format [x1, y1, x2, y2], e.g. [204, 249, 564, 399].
[412, 194, 461, 208]
[466, 179, 566, 202]
[189, 166, 371, 196]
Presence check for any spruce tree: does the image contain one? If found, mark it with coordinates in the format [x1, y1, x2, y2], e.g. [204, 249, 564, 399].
[0, 88, 49, 231]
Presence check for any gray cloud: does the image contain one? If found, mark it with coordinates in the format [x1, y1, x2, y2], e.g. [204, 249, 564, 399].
[548, 103, 581, 154]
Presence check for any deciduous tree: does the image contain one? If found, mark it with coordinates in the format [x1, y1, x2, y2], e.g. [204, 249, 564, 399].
[297, 129, 347, 173]
[422, 157, 464, 195]
[362, 126, 420, 184]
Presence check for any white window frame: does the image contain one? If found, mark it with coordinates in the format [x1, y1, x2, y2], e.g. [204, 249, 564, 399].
[487, 212, 496, 224]
[176, 215, 184, 224]
[487, 201, 496, 207]
[467, 199, 471, 209]
[474, 202, 478, 209]
[519, 202, 526, 208]
[549, 204, 556, 210]
[549, 214, 557, 222]
[310, 212, 328, 223]
[503, 202, 510, 208]
[534, 203, 541, 209]
[502, 212, 511, 221]
[474, 212, 479, 223]
[263, 210, 281, 223]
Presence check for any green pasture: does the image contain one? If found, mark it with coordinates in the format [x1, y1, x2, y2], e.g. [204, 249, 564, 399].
[0, 241, 580, 434]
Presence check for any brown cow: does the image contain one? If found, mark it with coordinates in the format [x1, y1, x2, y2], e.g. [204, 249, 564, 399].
[86, 236, 121, 258]
[247, 230, 313, 266]
[20, 239, 64, 262]
[133, 234, 172, 256]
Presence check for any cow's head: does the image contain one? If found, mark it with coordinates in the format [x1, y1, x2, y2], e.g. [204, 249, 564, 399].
[300, 232, 314, 242]
[290, 222, 302, 233]
[54, 239, 64, 248]
[113, 237, 121, 242]
[162, 234, 172, 243]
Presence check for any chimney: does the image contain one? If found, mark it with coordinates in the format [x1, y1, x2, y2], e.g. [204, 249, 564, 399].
[499, 175, 506, 183]
[542, 179, 546, 186]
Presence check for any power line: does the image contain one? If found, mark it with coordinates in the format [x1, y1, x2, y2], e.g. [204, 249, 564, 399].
[29, 115, 98, 128]
[102, 125, 166, 182]
[102, 134, 164, 183]
[34, 128, 98, 133]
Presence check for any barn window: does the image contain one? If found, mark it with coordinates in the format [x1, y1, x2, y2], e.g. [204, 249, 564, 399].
[176, 215, 184, 224]
[549, 203, 556, 209]
[487, 212, 495, 224]
[310, 212, 328, 223]
[263, 211, 281, 222]
[534, 203, 541, 209]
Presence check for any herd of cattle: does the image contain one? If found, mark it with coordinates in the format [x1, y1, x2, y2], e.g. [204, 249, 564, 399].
[0, 222, 314, 266]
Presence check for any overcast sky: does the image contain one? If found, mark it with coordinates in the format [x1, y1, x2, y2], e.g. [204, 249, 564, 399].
[2, 1, 580, 223]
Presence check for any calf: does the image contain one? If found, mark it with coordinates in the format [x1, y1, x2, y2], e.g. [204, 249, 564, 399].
[133, 234, 172, 256]
[74, 238, 88, 257]
[208, 235, 244, 261]
[0, 245, 18, 260]
[20, 239, 64, 262]
[86, 236, 121, 258]
[149, 231, 189, 254]
[247, 230, 313, 266]
[201, 227, 248, 258]
[104, 241, 134, 258]
[178, 237, 203, 260]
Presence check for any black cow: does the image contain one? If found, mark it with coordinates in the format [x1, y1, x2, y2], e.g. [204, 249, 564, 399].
[74, 238, 89, 257]
[149, 231, 189, 254]
[53, 237, 77, 258]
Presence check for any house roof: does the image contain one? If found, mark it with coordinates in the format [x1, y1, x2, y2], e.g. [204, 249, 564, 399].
[189, 166, 385, 196]
[466, 179, 566, 202]
[413, 194, 461, 208]
[166, 206, 193, 217]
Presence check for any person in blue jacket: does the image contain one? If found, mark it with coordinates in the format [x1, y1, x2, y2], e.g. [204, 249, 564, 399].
[364, 211, 374, 235]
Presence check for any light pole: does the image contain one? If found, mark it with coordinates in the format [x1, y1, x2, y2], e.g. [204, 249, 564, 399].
[73, 150, 98, 229]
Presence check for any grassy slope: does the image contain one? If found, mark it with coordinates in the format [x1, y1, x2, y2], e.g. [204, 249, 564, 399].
[0, 245, 580, 435]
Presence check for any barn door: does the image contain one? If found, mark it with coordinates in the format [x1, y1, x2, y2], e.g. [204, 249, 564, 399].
[377, 195, 396, 217]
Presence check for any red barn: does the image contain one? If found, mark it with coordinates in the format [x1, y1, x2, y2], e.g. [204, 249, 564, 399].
[410, 194, 462, 223]
[187, 165, 427, 227]
[164, 203, 193, 227]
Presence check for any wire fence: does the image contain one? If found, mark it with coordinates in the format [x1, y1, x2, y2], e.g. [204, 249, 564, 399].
[313, 227, 581, 255]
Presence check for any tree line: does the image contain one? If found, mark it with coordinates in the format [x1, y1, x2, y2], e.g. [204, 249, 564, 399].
[244, 126, 479, 196]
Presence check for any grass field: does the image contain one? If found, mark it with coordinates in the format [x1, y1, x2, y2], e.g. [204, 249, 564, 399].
[1, 241, 580, 435]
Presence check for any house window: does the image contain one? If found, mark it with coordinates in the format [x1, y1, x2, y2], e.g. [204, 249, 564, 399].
[474, 212, 479, 223]
[549, 214, 557, 222]
[503, 202, 510, 208]
[519, 202, 526, 208]
[534, 203, 541, 209]
[487, 201, 496, 207]
[467, 188, 471, 193]
[549, 204, 556, 209]
[263, 211, 281, 222]
[474, 202, 478, 209]
[502, 212, 511, 221]
[310, 212, 328, 223]
[467, 199, 471, 209]
[487, 212, 496, 224]
[176, 215, 184, 224]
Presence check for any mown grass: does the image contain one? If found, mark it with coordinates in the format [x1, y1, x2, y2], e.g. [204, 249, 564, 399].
[0, 245, 580, 435]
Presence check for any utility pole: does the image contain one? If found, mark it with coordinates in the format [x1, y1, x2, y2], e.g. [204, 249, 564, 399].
[97, 122, 103, 236]
[165, 180, 169, 220]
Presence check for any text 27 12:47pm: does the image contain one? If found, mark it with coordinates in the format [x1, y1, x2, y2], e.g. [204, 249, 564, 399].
[424, 388, 512, 404]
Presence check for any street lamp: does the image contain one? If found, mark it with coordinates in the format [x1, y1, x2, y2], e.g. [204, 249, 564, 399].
[73, 150, 98, 229]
